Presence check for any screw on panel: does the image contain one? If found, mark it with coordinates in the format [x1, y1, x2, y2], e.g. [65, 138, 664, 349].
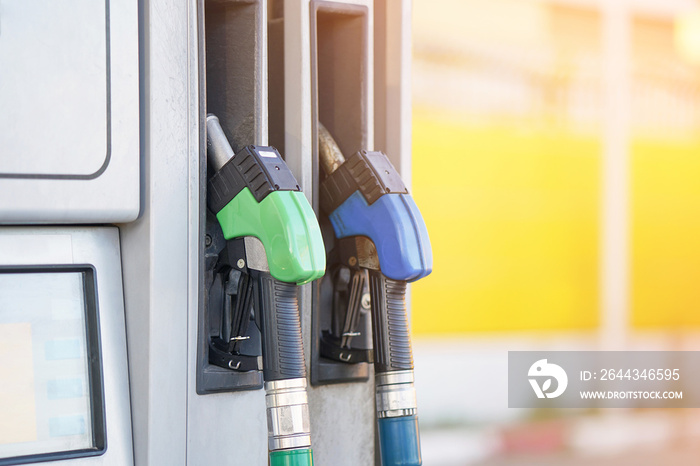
[361, 293, 371, 310]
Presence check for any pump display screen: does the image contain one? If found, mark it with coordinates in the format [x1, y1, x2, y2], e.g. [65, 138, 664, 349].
[0, 268, 105, 463]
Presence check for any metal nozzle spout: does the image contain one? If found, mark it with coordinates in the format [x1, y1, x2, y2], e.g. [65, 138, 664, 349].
[206, 114, 236, 172]
[318, 122, 345, 176]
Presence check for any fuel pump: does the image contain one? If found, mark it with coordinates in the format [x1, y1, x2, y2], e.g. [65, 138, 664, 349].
[317, 124, 432, 466]
[206, 114, 324, 466]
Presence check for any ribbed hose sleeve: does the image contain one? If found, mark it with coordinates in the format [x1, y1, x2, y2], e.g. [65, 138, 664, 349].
[368, 270, 414, 373]
[254, 271, 307, 381]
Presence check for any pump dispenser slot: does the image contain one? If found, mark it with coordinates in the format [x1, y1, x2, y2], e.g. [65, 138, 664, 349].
[313, 4, 369, 158]
[205, 0, 266, 151]
[197, 0, 267, 394]
[310, 2, 372, 385]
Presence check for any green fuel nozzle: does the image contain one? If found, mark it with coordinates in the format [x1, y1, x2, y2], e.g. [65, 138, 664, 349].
[206, 115, 323, 464]
[207, 115, 325, 285]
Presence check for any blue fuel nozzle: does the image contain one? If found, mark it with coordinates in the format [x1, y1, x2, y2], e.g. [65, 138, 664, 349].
[317, 123, 430, 466]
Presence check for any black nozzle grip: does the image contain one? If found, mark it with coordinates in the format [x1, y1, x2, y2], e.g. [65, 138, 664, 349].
[253, 271, 307, 381]
[368, 270, 414, 373]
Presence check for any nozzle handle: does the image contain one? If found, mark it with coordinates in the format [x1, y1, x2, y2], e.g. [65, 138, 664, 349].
[368, 270, 413, 373]
[253, 271, 307, 381]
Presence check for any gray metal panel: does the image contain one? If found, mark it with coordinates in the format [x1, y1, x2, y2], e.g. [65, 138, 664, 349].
[0, 227, 134, 466]
[0, 1, 107, 176]
[119, 0, 192, 464]
[0, 0, 139, 223]
[373, 0, 412, 185]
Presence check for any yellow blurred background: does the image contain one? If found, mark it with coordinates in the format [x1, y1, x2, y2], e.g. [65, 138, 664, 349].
[411, 0, 700, 334]
[408, 1, 700, 464]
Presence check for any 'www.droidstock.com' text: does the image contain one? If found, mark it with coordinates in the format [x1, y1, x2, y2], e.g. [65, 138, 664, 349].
[580, 390, 683, 400]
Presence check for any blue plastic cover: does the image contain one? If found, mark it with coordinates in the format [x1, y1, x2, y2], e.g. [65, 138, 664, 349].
[328, 191, 432, 282]
[377, 415, 422, 466]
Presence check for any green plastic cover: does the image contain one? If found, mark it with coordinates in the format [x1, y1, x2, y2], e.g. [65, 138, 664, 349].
[216, 188, 325, 285]
[269, 448, 313, 466]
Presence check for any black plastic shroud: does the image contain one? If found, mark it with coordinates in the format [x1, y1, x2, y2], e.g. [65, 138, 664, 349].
[208, 145, 301, 214]
[319, 150, 408, 215]
[253, 271, 307, 381]
[368, 270, 414, 373]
